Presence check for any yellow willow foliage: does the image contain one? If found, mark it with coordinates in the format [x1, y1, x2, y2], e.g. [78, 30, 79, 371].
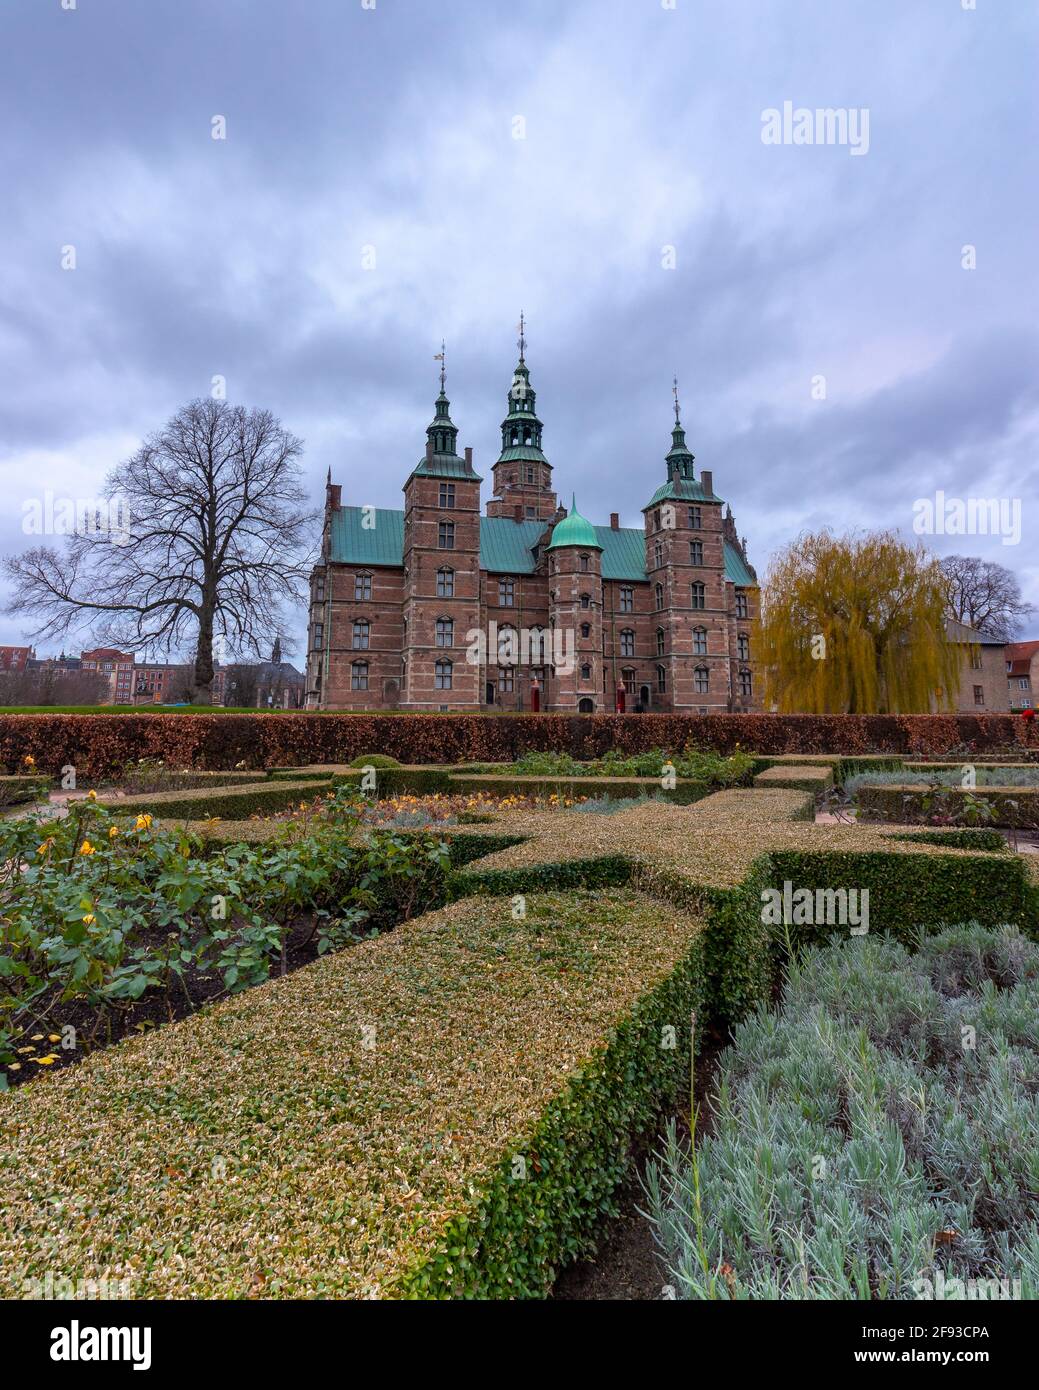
[758, 531, 961, 714]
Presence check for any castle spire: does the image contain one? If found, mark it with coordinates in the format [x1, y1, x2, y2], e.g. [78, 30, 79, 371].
[410, 340, 478, 478]
[665, 376, 694, 479]
[496, 318, 548, 465]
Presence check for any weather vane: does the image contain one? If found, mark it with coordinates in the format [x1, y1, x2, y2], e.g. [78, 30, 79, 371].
[517, 311, 526, 364]
[433, 340, 446, 392]
[672, 374, 681, 426]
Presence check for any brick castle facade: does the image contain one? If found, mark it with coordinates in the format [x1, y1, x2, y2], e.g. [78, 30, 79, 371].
[306, 340, 760, 713]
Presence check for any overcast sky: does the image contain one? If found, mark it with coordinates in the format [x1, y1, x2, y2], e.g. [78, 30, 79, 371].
[1, 0, 1036, 657]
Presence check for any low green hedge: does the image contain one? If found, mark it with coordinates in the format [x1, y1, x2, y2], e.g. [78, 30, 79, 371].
[890, 828, 1008, 852]
[0, 889, 709, 1299]
[767, 847, 1036, 945]
[752, 765, 834, 792]
[95, 779, 333, 821]
[0, 774, 50, 805]
[857, 783, 1039, 829]
[448, 774, 710, 805]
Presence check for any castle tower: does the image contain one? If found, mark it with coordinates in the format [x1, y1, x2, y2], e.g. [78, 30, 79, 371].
[486, 314, 557, 522]
[401, 347, 483, 709]
[641, 382, 729, 711]
[546, 496, 604, 712]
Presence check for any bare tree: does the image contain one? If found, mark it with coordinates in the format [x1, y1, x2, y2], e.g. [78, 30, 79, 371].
[3, 400, 318, 703]
[940, 554, 1035, 642]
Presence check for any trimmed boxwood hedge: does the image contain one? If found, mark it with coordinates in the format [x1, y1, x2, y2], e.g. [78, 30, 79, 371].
[891, 828, 1008, 852]
[0, 890, 710, 1299]
[857, 783, 1039, 829]
[752, 765, 834, 792]
[0, 774, 50, 804]
[94, 779, 332, 821]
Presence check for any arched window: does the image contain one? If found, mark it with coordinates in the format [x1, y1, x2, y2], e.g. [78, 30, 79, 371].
[436, 566, 454, 598]
[654, 541, 663, 568]
[511, 429, 519, 445]
[580, 593, 591, 610]
[694, 665, 709, 694]
[578, 697, 594, 714]
[655, 583, 664, 610]
[435, 659, 453, 690]
[352, 619, 370, 650]
[580, 663, 591, 681]
[737, 632, 750, 661]
[580, 622, 590, 639]
[435, 617, 453, 648]
[620, 629, 635, 658]
[580, 553, 590, 573]
[351, 661, 369, 691]
[354, 572, 372, 601]
[656, 665, 666, 693]
[739, 668, 753, 698]
[691, 582, 705, 610]
[692, 626, 707, 655]
[656, 627, 665, 657]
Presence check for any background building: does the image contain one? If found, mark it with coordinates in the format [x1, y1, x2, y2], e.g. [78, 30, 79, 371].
[1007, 640, 1039, 711]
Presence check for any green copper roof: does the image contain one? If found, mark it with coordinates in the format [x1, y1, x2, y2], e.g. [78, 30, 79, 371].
[546, 496, 602, 552]
[723, 541, 756, 587]
[644, 476, 724, 508]
[327, 506, 755, 587]
[410, 454, 482, 480]
[496, 444, 549, 464]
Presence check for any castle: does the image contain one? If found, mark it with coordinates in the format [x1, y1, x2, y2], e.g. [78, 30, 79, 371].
[306, 332, 759, 713]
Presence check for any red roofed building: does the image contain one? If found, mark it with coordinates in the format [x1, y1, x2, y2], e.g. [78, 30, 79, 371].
[0, 646, 34, 672]
[1006, 640, 1039, 711]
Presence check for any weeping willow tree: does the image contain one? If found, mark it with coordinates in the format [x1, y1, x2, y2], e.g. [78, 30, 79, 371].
[758, 530, 961, 713]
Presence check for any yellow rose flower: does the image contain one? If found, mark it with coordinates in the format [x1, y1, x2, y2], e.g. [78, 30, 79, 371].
[79, 840, 96, 856]
[82, 913, 96, 925]
[108, 825, 120, 839]
[135, 814, 153, 831]
[87, 790, 97, 801]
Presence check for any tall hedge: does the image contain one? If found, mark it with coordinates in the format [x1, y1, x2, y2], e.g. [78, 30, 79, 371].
[1, 712, 1036, 779]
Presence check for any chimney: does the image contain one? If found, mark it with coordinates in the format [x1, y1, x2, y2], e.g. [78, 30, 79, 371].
[464, 446, 473, 468]
[610, 512, 620, 530]
[329, 483, 342, 509]
[426, 438, 434, 462]
[701, 470, 713, 497]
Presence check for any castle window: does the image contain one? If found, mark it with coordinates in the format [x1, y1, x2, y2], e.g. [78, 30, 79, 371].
[653, 509, 661, 531]
[655, 583, 664, 610]
[524, 431, 532, 446]
[619, 585, 634, 613]
[498, 577, 515, 607]
[654, 541, 663, 568]
[581, 623, 590, 639]
[439, 483, 455, 508]
[580, 663, 591, 681]
[620, 629, 635, 658]
[526, 505, 537, 518]
[435, 617, 453, 648]
[736, 590, 748, 619]
[580, 553, 590, 573]
[657, 665, 666, 694]
[436, 566, 454, 598]
[354, 572, 372, 601]
[580, 593, 591, 610]
[688, 507, 702, 529]
[694, 665, 709, 694]
[526, 466, 535, 483]
[529, 627, 547, 663]
[498, 625, 517, 665]
[691, 582, 705, 610]
[692, 626, 707, 655]
[656, 627, 665, 657]
[351, 661, 369, 691]
[498, 667, 514, 693]
[315, 575, 325, 603]
[312, 623, 323, 650]
[511, 430, 519, 445]
[435, 659, 453, 690]
[352, 620, 370, 650]
[438, 521, 454, 550]
[739, 668, 752, 699]
[622, 667, 636, 694]
[737, 632, 750, 661]
[689, 541, 703, 566]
